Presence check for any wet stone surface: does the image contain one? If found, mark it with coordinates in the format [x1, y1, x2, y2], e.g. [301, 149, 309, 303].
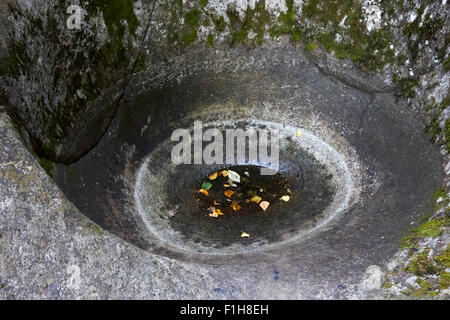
[166, 160, 335, 249]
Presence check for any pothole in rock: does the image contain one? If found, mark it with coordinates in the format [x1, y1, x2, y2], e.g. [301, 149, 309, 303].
[53, 47, 443, 265]
[166, 163, 334, 249]
[134, 120, 351, 255]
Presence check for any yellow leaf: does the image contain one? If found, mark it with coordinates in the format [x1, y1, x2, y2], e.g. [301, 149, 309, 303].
[214, 200, 221, 205]
[231, 202, 241, 211]
[209, 211, 219, 218]
[241, 232, 250, 238]
[297, 129, 302, 137]
[209, 172, 218, 180]
[220, 170, 228, 177]
[281, 195, 290, 202]
[215, 208, 224, 216]
[251, 196, 262, 204]
[198, 189, 209, 196]
[224, 190, 234, 198]
[260, 201, 270, 211]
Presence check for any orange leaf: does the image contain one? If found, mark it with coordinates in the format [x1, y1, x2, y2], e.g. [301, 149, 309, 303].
[224, 190, 234, 198]
[209, 172, 218, 180]
[220, 170, 228, 177]
[198, 189, 209, 196]
[231, 202, 241, 211]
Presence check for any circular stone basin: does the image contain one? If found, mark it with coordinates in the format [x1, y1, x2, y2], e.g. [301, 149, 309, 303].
[134, 120, 355, 255]
[53, 47, 443, 269]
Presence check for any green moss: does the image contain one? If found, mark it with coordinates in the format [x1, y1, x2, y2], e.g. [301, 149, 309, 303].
[444, 57, 450, 71]
[406, 278, 439, 298]
[227, 1, 272, 46]
[133, 53, 147, 72]
[213, 16, 227, 32]
[393, 76, 419, 99]
[382, 281, 393, 289]
[402, 6, 444, 64]
[200, 0, 208, 8]
[402, 246, 450, 297]
[268, 0, 301, 43]
[406, 249, 437, 276]
[300, 0, 395, 72]
[85, 0, 140, 37]
[181, 9, 201, 45]
[435, 246, 450, 269]
[207, 34, 214, 47]
[305, 42, 318, 51]
[38, 158, 55, 177]
[401, 217, 450, 248]
[438, 271, 450, 290]
[85, 222, 105, 235]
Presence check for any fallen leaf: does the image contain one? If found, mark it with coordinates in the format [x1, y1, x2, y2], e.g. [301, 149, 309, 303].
[241, 232, 250, 238]
[244, 171, 250, 177]
[281, 195, 290, 202]
[297, 129, 302, 137]
[215, 208, 224, 216]
[228, 170, 241, 183]
[251, 196, 262, 204]
[260, 201, 270, 211]
[209, 211, 219, 218]
[220, 170, 228, 177]
[168, 208, 179, 217]
[231, 202, 241, 211]
[224, 190, 234, 198]
[209, 172, 218, 180]
[214, 200, 221, 205]
[198, 189, 209, 196]
[201, 181, 213, 191]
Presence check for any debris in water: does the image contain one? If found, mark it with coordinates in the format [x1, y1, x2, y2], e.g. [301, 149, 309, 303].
[260, 201, 270, 211]
[209, 172, 218, 180]
[227, 170, 241, 183]
[168, 205, 180, 217]
[251, 196, 262, 204]
[241, 232, 250, 238]
[201, 181, 213, 191]
[224, 190, 234, 198]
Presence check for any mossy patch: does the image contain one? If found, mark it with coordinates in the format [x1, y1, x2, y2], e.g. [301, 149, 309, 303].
[182, 9, 201, 45]
[401, 245, 450, 297]
[269, 0, 302, 43]
[38, 158, 55, 177]
[401, 217, 450, 248]
[300, 0, 396, 72]
[393, 75, 419, 99]
[227, 1, 273, 46]
[406, 249, 437, 276]
[404, 278, 439, 298]
[85, 0, 140, 37]
[85, 222, 105, 235]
